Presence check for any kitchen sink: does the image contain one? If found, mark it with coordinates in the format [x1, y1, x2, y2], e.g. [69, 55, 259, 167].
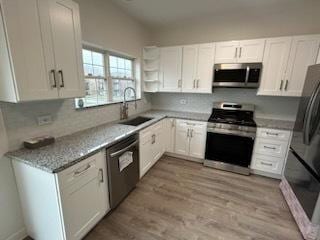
[120, 116, 153, 126]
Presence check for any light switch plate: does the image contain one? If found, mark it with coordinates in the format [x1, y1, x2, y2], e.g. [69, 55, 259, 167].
[37, 115, 52, 126]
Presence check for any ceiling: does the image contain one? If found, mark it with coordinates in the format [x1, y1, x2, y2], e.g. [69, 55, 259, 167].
[110, 0, 319, 29]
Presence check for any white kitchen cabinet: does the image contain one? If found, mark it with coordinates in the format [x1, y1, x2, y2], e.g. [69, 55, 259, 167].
[0, 0, 84, 102]
[282, 35, 320, 97]
[139, 120, 165, 178]
[164, 118, 176, 153]
[258, 35, 320, 97]
[13, 151, 109, 240]
[160, 46, 182, 92]
[215, 39, 265, 64]
[181, 43, 214, 93]
[175, 119, 207, 159]
[251, 128, 291, 178]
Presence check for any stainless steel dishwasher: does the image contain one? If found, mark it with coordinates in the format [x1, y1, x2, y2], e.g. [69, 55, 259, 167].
[106, 134, 139, 209]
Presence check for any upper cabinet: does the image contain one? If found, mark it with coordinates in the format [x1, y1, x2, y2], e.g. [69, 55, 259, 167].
[215, 39, 265, 64]
[0, 0, 84, 103]
[159, 46, 182, 92]
[258, 35, 320, 97]
[181, 43, 214, 93]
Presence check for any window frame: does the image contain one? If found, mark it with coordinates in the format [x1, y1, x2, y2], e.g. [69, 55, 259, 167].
[76, 45, 139, 109]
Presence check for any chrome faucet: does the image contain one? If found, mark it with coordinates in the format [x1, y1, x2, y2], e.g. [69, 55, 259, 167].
[120, 87, 137, 120]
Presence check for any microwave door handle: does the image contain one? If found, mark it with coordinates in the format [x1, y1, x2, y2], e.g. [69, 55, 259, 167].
[303, 81, 320, 145]
[245, 66, 250, 86]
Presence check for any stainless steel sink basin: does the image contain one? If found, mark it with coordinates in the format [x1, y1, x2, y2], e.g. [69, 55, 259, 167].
[120, 116, 153, 126]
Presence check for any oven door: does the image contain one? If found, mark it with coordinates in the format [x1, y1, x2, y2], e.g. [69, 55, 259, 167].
[205, 131, 255, 168]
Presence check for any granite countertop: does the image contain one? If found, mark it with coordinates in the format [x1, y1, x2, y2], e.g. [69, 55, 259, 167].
[6, 110, 209, 173]
[254, 118, 295, 131]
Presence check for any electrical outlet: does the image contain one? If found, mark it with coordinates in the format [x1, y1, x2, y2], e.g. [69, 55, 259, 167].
[180, 99, 187, 105]
[37, 115, 52, 126]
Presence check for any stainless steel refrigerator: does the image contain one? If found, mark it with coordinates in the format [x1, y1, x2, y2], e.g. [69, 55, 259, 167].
[284, 64, 320, 231]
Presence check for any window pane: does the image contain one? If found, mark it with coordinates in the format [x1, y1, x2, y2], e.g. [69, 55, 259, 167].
[84, 64, 93, 76]
[109, 56, 117, 68]
[125, 70, 132, 78]
[82, 49, 92, 64]
[112, 79, 134, 102]
[97, 79, 108, 105]
[93, 66, 105, 77]
[92, 52, 104, 66]
[118, 58, 125, 69]
[125, 59, 132, 70]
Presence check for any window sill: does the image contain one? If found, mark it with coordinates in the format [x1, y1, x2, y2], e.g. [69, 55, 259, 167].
[75, 98, 142, 110]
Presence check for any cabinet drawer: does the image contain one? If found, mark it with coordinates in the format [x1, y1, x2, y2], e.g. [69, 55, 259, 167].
[257, 128, 291, 141]
[176, 119, 207, 127]
[57, 151, 103, 190]
[251, 154, 284, 174]
[254, 138, 289, 158]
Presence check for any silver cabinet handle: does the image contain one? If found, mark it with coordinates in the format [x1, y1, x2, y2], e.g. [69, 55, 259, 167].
[239, 47, 242, 58]
[193, 79, 196, 88]
[99, 168, 104, 183]
[74, 164, 91, 176]
[284, 80, 289, 91]
[234, 48, 238, 58]
[266, 132, 279, 136]
[263, 146, 276, 150]
[196, 79, 199, 88]
[58, 70, 65, 88]
[261, 162, 273, 167]
[279, 80, 284, 90]
[190, 129, 194, 138]
[50, 69, 57, 88]
[151, 134, 156, 144]
[187, 129, 190, 138]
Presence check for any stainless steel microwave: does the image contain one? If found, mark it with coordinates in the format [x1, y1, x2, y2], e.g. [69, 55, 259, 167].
[213, 63, 262, 88]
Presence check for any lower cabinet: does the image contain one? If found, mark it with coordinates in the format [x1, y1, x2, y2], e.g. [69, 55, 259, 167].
[251, 128, 292, 178]
[139, 120, 166, 178]
[175, 119, 207, 159]
[164, 118, 176, 153]
[13, 150, 109, 240]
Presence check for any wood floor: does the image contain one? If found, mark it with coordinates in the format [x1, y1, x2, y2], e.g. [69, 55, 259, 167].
[84, 156, 303, 240]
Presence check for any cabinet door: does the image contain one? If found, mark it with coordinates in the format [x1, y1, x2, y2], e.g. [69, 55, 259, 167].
[0, 0, 59, 101]
[196, 43, 214, 93]
[258, 37, 292, 96]
[175, 120, 190, 156]
[165, 119, 176, 153]
[160, 46, 182, 92]
[59, 152, 108, 240]
[238, 39, 265, 63]
[189, 123, 207, 159]
[139, 129, 153, 178]
[152, 121, 165, 164]
[49, 0, 85, 98]
[215, 41, 238, 63]
[182, 45, 198, 92]
[283, 35, 320, 97]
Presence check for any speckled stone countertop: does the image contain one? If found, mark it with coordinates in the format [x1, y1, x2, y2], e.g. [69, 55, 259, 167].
[6, 110, 209, 173]
[255, 118, 295, 131]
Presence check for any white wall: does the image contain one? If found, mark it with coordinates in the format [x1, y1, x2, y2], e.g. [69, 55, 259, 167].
[151, 90, 300, 121]
[151, 1, 320, 46]
[0, 0, 152, 239]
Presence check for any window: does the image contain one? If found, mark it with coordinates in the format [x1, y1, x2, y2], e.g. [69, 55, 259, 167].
[75, 48, 136, 109]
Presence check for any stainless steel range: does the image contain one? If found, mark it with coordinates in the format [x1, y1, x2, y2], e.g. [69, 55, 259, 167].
[204, 102, 257, 175]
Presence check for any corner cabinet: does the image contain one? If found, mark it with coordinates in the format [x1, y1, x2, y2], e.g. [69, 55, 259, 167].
[13, 151, 109, 240]
[0, 0, 85, 102]
[258, 35, 320, 97]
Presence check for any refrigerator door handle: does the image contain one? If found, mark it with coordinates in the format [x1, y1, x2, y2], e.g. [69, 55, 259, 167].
[303, 81, 320, 145]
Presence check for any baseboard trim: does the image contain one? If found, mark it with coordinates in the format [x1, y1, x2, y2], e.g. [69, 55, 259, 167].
[5, 228, 27, 240]
[251, 169, 282, 179]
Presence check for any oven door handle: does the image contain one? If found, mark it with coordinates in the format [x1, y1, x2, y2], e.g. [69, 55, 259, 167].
[207, 127, 256, 139]
[110, 140, 139, 158]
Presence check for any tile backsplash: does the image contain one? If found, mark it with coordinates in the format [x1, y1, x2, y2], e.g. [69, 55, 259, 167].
[1, 97, 152, 150]
[150, 89, 300, 120]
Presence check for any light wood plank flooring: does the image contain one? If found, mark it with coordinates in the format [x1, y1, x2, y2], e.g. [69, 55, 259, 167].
[84, 156, 302, 240]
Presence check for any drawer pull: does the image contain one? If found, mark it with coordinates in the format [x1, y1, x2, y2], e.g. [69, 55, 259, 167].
[263, 146, 276, 150]
[266, 132, 279, 136]
[74, 164, 91, 176]
[261, 162, 273, 167]
[99, 168, 104, 183]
